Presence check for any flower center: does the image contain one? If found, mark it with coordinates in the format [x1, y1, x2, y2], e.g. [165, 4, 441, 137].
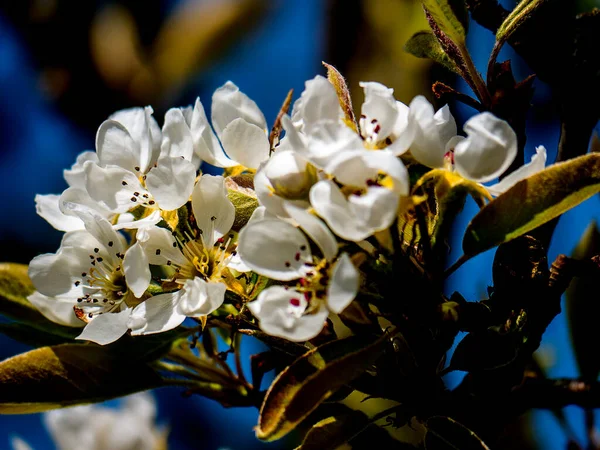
[293, 258, 331, 314]
[171, 230, 238, 284]
[73, 246, 130, 323]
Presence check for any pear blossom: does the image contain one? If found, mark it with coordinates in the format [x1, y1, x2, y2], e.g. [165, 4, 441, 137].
[42, 392, 166, 450]
[128, 174, 240, 335]
[444, 111, 517, 183]
[238, 206, 359, 341]
[84, 106, 197, 214]
[309, 148, 409, 241]
[403, 95, 458, 168]
[285, 77, 412, 165]
[175, 82, 271, 173]
[28, 209, 150, 345]
[358, 81, 411, 154]
[405, 108, 548, 197]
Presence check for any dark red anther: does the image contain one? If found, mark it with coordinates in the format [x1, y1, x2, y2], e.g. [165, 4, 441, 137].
[290, 298, 301, 307]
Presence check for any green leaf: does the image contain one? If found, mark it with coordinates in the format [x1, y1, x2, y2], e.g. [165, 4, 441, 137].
[0, 263, 40, 321]
[462, 153, 600, 258]
[256, 334, 388, 441]
[425, 416, 490, 449]
[296, 410, 369, 450]
[421, 0, 469, 45]
[566, 221, 600, 381]
[404, 30, 459, 74]
[0, 322, 77, 348]
[0, 344, 165, 414]
[496, 0, 548, 45]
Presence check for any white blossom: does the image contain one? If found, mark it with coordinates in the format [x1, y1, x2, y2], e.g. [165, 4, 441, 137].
[42, 392, 166, 450]
[238, 207, 359, 341]
[84, 106, 196, 214]
[129, 175, 238, 335]
[28, 209, 150, 345]
[179, 82, 271, 171]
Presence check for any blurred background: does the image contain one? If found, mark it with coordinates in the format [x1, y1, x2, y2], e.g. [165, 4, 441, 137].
[0, 0, 599, 448]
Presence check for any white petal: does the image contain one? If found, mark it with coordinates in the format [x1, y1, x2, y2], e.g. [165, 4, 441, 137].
[348, 187, 399, 235]
[145, 156, 196, 211]
[61, 208, 125, 265]
[280, 115, 309, 156]
[76, 308, 131, 345]
[212, 81, 267, 137]
[191, 175, 235, 244]
[305, 120, 363, 168]
[96, 119, 138, 173]
[35, 194, 84, 232]
[486, 145, 547, 196]
[10, 437, 33, 450]
[44, 406, 104, 450]
[123, 242, 151, 298]
[254, 167, 289, 218]
[220, 118, 270, 170]
[161, 108, 195, 162]
[227, 252, 252, 273]
[28, 291, 84, 327]
[238, 219, 312, 280]
[138, 226, 187, 266]
[296, 75, 342, 129]
[453, 112, 518, 183]
[264, 150, 314, 197]
[29, 250, 84, 297]
[246, 205, 279, 225]
[248, 286, 328, 342]
[284, 203, 338, 261]
[309, 180, 371, 242]
[359, 81, 398, 139]
[123, 392, 157, 422]
[63, 151, 98, 188]
[189, 98, 236, 168]
[114, 210, 162, 230]
[109, 106, 161, 173]
[84, 161, 149, 213]
[407, 95, 455, 169]
[176, 278, 226, 317]
[434, 104, 458, 145]
[326, 149, 409, 196]
[327, 253, 359, 313]
[59, 187, 112, 220]
[129, 292, 186, 335]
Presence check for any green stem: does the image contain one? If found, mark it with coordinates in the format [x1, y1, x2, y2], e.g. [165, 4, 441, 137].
[459, 43, 492, 108]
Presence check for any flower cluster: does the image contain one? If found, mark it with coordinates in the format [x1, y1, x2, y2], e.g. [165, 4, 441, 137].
[29, 75, 546, 344]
